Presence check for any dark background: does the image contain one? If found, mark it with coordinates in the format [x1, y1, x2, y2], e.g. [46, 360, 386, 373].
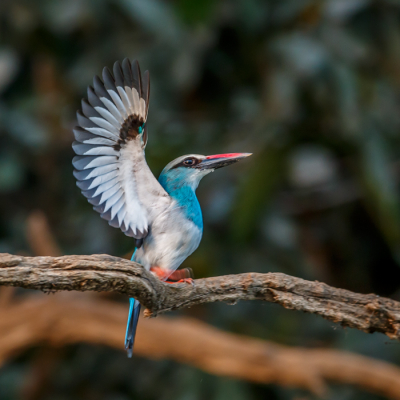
[2, 0, 400, 399]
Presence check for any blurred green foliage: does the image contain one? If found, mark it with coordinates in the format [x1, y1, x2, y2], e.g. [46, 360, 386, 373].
[2, 0, 400, 399]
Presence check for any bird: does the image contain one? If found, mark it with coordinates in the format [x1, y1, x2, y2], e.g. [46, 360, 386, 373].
[72, 59, 251, 357]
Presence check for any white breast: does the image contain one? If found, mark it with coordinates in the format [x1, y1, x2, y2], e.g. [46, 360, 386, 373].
[135, 201, 203, 272]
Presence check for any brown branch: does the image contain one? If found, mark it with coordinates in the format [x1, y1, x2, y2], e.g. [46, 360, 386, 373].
[8, 211, 398, 399]
[0, 253, 400, 340]
[2, 292, 400, 399]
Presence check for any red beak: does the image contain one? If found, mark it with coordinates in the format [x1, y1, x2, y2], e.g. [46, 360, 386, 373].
[205, 153, 252, 160]
[198, 153, 252, 170]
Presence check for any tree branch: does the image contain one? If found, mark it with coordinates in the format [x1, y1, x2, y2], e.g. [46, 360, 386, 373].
[1, 253, 400, 340]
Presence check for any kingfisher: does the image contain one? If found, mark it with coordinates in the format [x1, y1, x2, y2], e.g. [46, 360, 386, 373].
[72, 59, 251, 357]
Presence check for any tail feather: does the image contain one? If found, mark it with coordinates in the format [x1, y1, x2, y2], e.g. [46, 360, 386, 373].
[125, 297, 141, 358]
[125, 248, 140, 358]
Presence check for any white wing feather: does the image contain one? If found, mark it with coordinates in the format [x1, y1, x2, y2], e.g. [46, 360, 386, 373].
[72, 59, 170, 238]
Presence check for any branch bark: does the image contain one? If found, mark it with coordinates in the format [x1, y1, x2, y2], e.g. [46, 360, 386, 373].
[1, 253, 400, 340]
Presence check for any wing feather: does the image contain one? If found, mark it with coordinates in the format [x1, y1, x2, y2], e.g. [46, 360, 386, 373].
[121, 59, 136, 114]
[103, 190, 124, 212]
[131, 60, 142, 96]
[73, 128, 116, 146]
[99, 97, 124, 123]
[76, 170, 117, 191]
[72, 143, 118, 156]
[108, 215, 120, 228]
[87, 86, 104, 109]
[117, 206, 127, 224]
[92, 180, 119, 197]
[93, 75, 113, 103]
[94, 106, 121, 129]
[142, 70, 150, 120]
[72, 59, 171, 239]
[81, 99, 101, 120]
[72, 155, 118, 170]
[89, 117, 120, 135]
[73, 164, 118, 180]
[84, 126, 118, 141]
[110, 197, 125, 219]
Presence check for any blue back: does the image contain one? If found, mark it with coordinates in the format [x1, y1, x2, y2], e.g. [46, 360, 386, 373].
[158, 168, 203, 229]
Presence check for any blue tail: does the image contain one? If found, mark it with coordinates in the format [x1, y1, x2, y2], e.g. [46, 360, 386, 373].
[125, 249, 140, 358]
[125, 297, 141, 358]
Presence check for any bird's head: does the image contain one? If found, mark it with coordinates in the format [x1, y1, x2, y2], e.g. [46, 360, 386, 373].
[160, 153, 252, 190]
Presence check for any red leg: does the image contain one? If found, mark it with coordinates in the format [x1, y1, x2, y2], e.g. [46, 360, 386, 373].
[150, 266, 167, 280]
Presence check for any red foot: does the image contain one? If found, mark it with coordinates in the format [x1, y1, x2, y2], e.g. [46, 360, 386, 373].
[150, 266, 194, 285]
[166, 277, 194, 286]
[168, 268, 193, 281]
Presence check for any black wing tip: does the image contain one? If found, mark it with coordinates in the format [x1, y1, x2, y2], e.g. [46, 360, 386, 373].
[100, 209, 112, 221]
[93, 74, 103, 84]
[81, 188, 97, 199]
[102, 66, 114, 80]
[108, 219, 119, 228]
[87, 85, 96, 95]
[76, 179, 93, 190]
[73, 168, 80, 179]
[92, 59, 150, 104]
[72, 125, 85, 138]
[93, 204, 105, 213]
[81, 99, 101, 120]
[81, 98, 93, 111]
[87, 194, 102, 206]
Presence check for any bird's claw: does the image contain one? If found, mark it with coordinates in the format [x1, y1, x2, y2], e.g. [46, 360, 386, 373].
[172, 278, 195, 286]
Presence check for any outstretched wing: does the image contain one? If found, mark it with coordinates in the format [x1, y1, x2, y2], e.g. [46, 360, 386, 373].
[72, 59, 171, 238]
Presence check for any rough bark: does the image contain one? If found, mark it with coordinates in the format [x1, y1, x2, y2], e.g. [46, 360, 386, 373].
[0, 253, 400, 340]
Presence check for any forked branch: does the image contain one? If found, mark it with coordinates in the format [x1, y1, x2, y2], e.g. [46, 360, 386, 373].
[1, 253, 400, 340]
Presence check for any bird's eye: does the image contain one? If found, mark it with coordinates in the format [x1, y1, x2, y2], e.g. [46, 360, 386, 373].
[183, 158, 195, 166]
